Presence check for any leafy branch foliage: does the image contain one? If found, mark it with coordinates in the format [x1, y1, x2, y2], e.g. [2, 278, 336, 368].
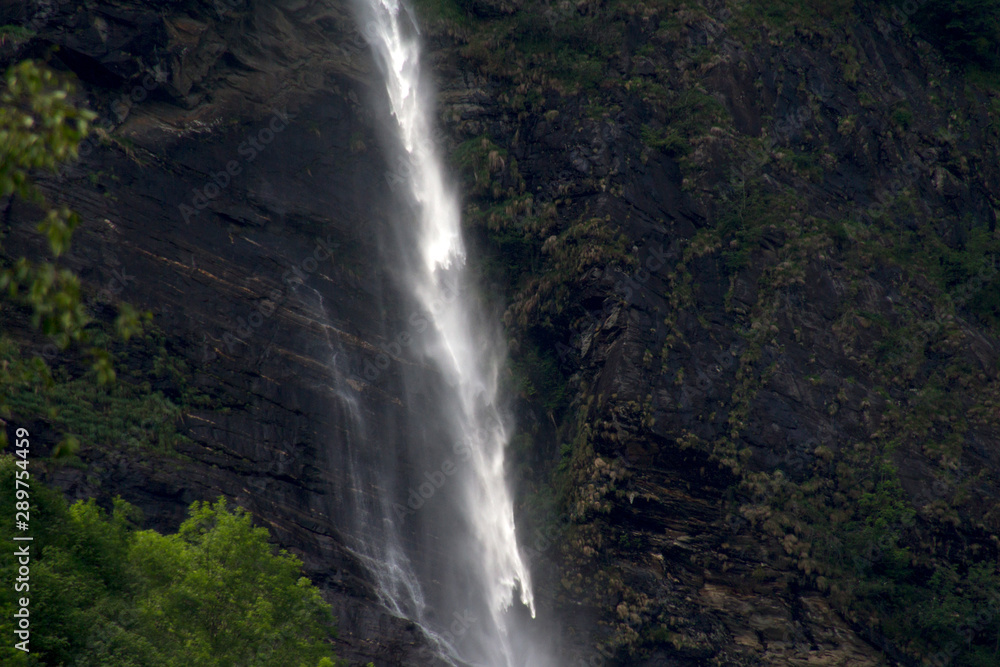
[0, 60, 149, 392]
[0, 60, 158, 455]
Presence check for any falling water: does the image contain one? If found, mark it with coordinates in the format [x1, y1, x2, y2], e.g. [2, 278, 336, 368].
[333, 1, 545, 665]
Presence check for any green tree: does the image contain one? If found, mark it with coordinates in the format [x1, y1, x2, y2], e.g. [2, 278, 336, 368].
[129, 499, 336, 667]
[0, 456, 340, 666]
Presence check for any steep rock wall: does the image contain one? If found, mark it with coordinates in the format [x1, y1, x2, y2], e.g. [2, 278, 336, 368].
[2, 0, 1000, 665]
[1, 0, 448, 664]
[419, 0, 1000, 664]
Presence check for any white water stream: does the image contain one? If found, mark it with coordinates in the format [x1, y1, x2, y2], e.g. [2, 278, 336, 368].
[343, 1, 545, 665]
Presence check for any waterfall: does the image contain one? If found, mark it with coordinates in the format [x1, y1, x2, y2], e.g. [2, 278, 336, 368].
[331, 1, 549, 665]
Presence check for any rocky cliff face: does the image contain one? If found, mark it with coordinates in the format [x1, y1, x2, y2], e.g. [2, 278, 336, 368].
[2, 0, 999, 665]
[2, 1, 445, 664]
[419, 0, 1000, 664]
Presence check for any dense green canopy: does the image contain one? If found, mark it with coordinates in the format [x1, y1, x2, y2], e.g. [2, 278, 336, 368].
[0, 455, 340, 666]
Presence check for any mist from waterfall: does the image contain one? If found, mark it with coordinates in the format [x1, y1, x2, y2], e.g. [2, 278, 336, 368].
[327, 1, 551, 665]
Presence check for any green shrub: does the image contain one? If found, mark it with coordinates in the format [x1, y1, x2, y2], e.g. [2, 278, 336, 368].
[0, 456, 338, 666]
[0, 335, 189, 456]
[640, 125, 689, 155]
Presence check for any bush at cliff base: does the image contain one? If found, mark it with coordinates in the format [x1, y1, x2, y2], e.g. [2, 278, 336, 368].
[0, 455, 338, 666]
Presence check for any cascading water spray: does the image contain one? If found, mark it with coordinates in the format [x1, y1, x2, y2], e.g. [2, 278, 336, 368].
[333, 1, 549, 665]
